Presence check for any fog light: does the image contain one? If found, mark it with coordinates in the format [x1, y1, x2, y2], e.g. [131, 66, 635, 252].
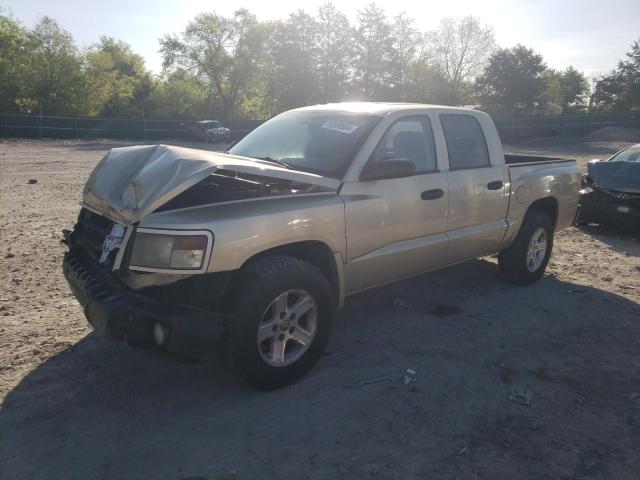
[153, 323, 167, 346]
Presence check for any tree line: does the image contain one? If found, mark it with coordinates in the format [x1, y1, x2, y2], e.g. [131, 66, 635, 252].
[1, 4, 639, 120]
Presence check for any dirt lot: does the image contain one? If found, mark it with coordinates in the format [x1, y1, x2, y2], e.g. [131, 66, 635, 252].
[1, 138, 639, 480]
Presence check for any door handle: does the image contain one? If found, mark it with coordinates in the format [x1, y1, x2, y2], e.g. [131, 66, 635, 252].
[487, 180, 504, 190]
[421, 188, 444, 200]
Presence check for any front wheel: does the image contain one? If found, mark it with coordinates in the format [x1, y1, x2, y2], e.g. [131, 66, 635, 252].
[222, 255, 335, 390]
[498, 210, 554, 285]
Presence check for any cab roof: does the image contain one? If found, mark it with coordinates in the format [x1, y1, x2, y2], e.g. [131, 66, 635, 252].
[291, 102, 476, 116]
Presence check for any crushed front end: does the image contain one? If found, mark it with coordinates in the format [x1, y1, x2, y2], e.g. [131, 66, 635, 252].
[62, 207, 229, 358]
[579, 185, 640, 229]
[62, 143, 340, 359]
[579, 158, 640, 232]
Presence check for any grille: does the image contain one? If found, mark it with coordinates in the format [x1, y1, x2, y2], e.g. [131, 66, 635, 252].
[594, 188, 640, 207]
[72, 208, 116, 263]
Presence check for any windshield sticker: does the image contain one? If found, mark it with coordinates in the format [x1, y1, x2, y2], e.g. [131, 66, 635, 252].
[321, 120, 359, 134]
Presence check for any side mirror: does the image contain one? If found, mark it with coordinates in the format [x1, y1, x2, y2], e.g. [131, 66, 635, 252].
[360, 158, 416, 181]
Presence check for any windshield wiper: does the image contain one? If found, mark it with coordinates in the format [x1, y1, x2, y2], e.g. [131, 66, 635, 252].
[252, 156, 292, 169]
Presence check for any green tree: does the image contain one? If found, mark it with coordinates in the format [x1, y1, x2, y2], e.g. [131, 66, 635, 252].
[541, 69, 563, 106]
[558, 66, 589, 112]
[160, 9, 267, 119]
[316, 2, 352, 103]
[542, 66, 589, 112]
[476, 45, 546, 115]
[391, 12, 420, 101]
[31, 16, 84, 114]
[0, 14, 40, 112]
[591, 38, 640, 111]
[352, 3, 398, 100]
[147, 72, 206, 118]
[84, 36, 154, 117]
[428, 16, 495, 104]
[266, 11, 320, 112]
[405, 59, 450, 104]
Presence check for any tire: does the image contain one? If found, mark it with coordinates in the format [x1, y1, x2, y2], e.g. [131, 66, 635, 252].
[498, 210, 554, 285]
[222, 255, 335, 390]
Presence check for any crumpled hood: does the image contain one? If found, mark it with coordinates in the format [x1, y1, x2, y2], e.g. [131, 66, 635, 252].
[83, 144, 340, 224]
[587, 160, 640, 194]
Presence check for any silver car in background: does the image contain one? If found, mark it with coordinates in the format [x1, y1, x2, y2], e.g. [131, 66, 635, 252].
[190, 120, 232, 143]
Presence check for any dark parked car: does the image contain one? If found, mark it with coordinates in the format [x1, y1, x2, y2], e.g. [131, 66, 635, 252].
[579, 144, 640, 232]
[190, 120, 232, 143]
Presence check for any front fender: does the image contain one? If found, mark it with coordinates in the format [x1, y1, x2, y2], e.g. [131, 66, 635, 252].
[137, 194, 347, 274]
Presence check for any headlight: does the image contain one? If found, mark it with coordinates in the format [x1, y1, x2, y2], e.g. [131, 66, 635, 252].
[129, 228, 213, 273]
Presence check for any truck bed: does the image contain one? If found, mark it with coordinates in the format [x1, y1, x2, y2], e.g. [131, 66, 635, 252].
[504, 153, 575, 166]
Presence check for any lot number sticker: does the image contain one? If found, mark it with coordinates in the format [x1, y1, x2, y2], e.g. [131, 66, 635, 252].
[321, 120, 359, 134]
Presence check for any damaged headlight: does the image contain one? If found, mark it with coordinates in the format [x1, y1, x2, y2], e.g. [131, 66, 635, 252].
[129, 228, 213, 273]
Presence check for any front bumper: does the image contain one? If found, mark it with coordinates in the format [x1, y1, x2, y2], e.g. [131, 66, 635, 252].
[579, 189, 640, 229]
[206, 131, 230, 141]
[63, 250, 229, 358]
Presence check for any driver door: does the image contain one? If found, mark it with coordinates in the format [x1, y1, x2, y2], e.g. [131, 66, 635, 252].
[341, 115, 449, 293]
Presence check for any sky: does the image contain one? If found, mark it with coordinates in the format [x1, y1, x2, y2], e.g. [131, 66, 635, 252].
[3, 0, 639, 80]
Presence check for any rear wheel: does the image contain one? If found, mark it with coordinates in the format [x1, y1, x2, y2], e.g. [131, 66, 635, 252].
[498, 210, 554, 285]
[222, 255, 335, 390]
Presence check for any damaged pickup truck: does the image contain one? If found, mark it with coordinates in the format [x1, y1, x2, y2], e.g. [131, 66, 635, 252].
[63, 103, 581, 389]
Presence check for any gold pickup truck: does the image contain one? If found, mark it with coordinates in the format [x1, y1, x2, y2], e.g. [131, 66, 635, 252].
[63, 103, 581, 389]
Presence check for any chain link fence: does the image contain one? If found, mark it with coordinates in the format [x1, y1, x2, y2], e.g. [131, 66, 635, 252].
[0, 114, 263, 141]
[1, 111, 639, 141]
[493, 111, 640, 138]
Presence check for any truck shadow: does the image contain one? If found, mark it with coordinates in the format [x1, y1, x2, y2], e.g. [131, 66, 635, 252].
[2, 259, 640, 479]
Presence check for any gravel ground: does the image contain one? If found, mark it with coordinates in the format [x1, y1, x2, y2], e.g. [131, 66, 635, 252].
[1, 138, 639, 480]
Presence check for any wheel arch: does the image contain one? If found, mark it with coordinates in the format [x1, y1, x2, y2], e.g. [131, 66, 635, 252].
[225, 240, 344, 310]
[526, 196, 559, 231]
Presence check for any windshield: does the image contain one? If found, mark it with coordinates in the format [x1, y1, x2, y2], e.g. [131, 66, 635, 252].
[610, 144, 640, 162]
[228, 111, 379, 177]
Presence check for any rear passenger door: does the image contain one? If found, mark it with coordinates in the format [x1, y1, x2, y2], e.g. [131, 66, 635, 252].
[441, 114, 508, 261]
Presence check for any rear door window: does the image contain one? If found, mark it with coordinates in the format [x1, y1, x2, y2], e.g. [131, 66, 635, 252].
[440, 114, 490, 170]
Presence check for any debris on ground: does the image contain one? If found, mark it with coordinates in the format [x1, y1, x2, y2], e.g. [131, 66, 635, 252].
[27, 178, 38, 184]
[508, 387, 533, 406]
[344, 376, 393, 389]
[403, 368, 417, 385]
